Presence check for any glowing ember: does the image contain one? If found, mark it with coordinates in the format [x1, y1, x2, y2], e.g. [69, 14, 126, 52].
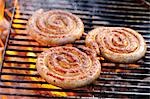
[13, 19, 26, 23]
[12, 24, 26, 28]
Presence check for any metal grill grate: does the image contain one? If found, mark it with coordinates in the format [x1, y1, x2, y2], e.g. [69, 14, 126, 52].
[0, 0, 150, 98]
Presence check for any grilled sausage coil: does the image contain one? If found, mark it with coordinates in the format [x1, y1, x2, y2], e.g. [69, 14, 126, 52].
[36, 46, 101, 89]
[85, 27, 147, 63]
[27, 9, 84, 46]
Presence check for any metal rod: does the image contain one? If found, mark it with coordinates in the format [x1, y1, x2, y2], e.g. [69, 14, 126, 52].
[0, 0, 17, 78]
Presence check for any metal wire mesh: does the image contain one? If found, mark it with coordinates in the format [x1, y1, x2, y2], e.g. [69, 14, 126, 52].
[0, 0, 150, 98]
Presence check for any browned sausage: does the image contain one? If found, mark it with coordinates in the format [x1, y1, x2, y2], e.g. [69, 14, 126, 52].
[36, 46, 101, 89]
[85, 27, 147, 63]
[27, 9, 84, 46]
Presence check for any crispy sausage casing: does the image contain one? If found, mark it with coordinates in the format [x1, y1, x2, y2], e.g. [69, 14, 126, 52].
[27, 9, 84, 46]
[86, 27, 147, 63]
[36, 46, 101, 89]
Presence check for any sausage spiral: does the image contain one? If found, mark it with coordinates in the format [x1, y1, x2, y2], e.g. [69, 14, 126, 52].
[85, 27, 147, 63]
[27, 9, 84, 46]
[36, 46, 101, 89]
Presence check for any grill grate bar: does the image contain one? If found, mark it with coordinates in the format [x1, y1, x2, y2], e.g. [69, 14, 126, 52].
[12, 23, 150, 30]
[17, 9, 150, 20]
[0, 92, 148, 99]
[1, 71, 150, 77]
[0, 85, 150, 96]
[20, 0, 142, 6]
[0, 92, 73, 98]
[1, 77, 150, 83]
[0, 84, 150, 92]
[7, 44, 49, 48]
[19, 1, 149, 11]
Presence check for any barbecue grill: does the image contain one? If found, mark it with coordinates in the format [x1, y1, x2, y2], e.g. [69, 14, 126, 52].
[0, 0, 150, 98]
